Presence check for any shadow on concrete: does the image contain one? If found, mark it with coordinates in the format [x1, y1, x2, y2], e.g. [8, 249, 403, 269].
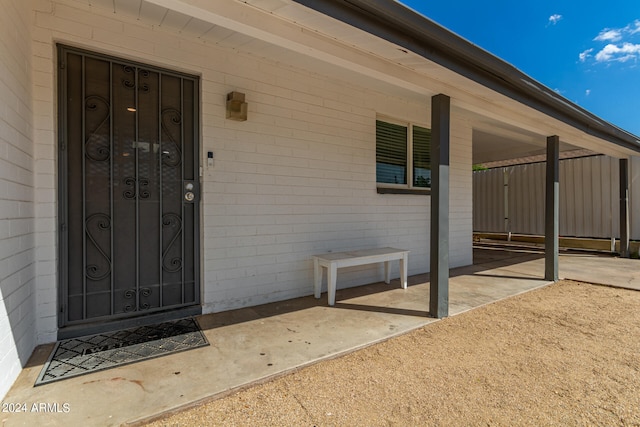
[198, 245, 552, 332]
[331, 302, 431, 318]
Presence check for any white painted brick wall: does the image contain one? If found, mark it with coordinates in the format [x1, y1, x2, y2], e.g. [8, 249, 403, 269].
[30, 1, 473, 336]
[0, 0, 35, 401]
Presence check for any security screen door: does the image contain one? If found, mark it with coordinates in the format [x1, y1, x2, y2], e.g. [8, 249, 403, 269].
[58, 46, 200, 327]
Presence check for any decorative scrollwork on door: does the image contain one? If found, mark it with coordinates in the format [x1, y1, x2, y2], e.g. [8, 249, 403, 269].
[162, 213, 183, 273]
[123, 177, 136, 199]
[122, 65, 136, 90]
[123, 287, 152, 312]
[122, 66, 150, 92]
[122, 177, 150, 199]
[85, 213, 111, 281]
[140, 287, 152, 310]
[161, 108, 182, 167]
[139, 178, 150, 199]
[84, 95, 111, 162]
[138, 69, 150, 93]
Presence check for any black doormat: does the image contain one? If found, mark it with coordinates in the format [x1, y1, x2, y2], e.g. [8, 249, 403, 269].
[35, 318, 208, 386]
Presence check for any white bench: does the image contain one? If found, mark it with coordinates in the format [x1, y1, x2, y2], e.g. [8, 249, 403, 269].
[312, 247, 409, 306]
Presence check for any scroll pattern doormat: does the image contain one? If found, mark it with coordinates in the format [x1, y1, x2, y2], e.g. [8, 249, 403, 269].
[35, 318, 208, 386]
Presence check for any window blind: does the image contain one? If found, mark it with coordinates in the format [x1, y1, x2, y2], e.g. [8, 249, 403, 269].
[413, 125, 431, 187]
[376, 120, 407, 184]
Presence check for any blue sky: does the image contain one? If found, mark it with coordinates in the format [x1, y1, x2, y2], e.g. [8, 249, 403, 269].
[400, 0, 640, 137]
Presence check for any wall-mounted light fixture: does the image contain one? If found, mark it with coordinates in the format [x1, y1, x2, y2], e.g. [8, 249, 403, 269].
[226, 91, 247, 121]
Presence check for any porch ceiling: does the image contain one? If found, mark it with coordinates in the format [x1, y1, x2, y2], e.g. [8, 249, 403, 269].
[86, 0, 639, 162]
[467, 110, 584, 164]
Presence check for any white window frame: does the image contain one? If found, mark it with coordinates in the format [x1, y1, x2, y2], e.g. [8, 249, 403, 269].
[375, 116, 431, 191]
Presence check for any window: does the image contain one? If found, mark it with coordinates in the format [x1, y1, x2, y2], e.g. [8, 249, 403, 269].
[376, 119, 431, 190]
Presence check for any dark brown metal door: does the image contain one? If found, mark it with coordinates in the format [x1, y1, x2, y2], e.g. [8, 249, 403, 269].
[58, 46, 200, 327]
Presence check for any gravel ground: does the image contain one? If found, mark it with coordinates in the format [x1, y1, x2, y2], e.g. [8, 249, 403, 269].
[144, 280, 640, 426]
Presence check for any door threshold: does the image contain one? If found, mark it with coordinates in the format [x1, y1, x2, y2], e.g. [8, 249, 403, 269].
[57, 305, 202, 340]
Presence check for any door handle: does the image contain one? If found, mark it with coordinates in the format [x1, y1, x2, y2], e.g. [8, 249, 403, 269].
[184, 181, 197, 203]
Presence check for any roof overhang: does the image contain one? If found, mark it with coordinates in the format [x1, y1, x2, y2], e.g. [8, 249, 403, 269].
[290, 0, 640, 155]
[97, 0, 640, 161]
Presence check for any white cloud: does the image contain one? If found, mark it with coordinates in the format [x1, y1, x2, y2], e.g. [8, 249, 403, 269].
[594, 42, 640, 62]
[548, 14, 562, 25]
[579, 48, 593, 62]
[594, 29, 623, 42]
[585, 89, 591, 96]
[582, 20, 640, 64]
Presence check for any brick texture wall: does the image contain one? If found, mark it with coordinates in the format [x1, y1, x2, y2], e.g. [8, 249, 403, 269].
[0, 0, 36, 400]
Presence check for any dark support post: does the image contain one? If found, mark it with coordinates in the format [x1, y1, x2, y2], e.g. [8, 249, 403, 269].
[430, 94, 450, 318]
[620, 158, 630, 258]
[545, 135, 559, 281]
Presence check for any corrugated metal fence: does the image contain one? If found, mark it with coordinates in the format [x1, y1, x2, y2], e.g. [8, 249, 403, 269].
[472, 155, 638, 239]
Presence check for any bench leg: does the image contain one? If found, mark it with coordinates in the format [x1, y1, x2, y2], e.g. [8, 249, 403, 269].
[384, 260, 391, 284]
[400, 254, 408, 289]
[327, 263, 337, 306]
[314, 258, 321, 299]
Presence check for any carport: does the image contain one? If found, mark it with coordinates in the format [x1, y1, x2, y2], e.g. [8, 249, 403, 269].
[293, 0, 640, 317]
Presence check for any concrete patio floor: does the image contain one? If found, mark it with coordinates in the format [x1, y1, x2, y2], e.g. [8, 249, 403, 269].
[2, 245, 638, 426]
